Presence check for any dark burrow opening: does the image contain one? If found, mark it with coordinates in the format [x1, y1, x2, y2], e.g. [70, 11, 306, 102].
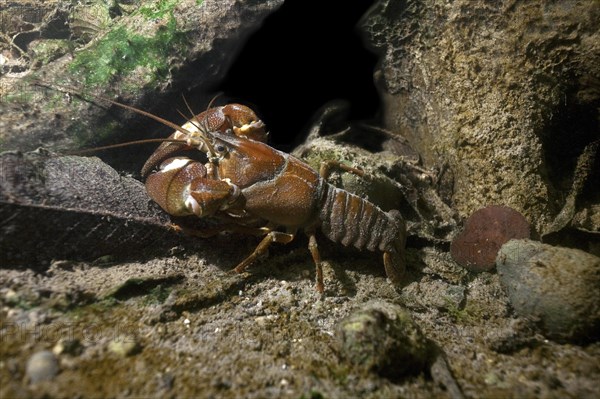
[540, 85, 599, 253]
[219, 0, 379, 150]
[541, 93, 599, 206]
[99, 0, 379, 173]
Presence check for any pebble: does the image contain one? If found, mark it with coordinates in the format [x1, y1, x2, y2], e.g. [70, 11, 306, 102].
[26, 350, 59, 383]
[497, 239, 600, 343]
[402, 279, 465, 310]
[485, 318, 537, 353]
[53, 338, 83, 356]
[335, 301, 431, 380]
[108, 335, 141, 357]
[4, 289, 20, 304]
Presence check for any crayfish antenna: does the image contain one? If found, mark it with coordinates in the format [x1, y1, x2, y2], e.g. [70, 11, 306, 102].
[200, 92, 224, 135]
[206, 92, 223, 110]
[32, 80, 216, 157]
[179, 94, 204, 133]
[68, 138, 189, 155]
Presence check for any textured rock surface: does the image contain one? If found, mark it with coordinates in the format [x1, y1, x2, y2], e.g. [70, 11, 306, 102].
[361, 0, 600, 232]
[497, 239, 600, 343]
[0, 0, 284, 155]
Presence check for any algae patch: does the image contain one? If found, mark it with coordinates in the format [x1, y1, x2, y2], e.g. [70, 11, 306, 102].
[139, 0, 183, 19]
[69, 10, 187, 88]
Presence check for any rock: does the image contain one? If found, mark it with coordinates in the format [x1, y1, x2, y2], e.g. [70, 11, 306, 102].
[497, 240, 600, 343]
[451, 205, 530, 272]
[542, 141, 600, 257]
[401, 278, 466, 311]
[0, 0, 285, 154]
[28, 39, 71, 66]
[485, 319, 538, 354]
[0, 151, 199, 268]
[336, 301, 431, 380]
[4, 289, 20, 305]
[360, 0, 600, 232]
[293, 135, 408, 214]
[53, 339, 83, 356]
[108, 335, 141, 357]
[26, 350, 59, 383]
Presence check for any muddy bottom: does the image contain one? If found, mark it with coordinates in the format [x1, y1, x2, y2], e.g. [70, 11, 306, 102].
[1, 239, 598, 398]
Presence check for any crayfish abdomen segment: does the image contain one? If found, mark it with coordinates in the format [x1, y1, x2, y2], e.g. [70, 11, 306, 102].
[319, 184, 407, 282]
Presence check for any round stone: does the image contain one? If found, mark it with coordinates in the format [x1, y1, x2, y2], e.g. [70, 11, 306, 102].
[336, 301, 431, 380]
[26, 350, 59, 383]
[497, 239, 600, 343]
[108, 335, 141, 357]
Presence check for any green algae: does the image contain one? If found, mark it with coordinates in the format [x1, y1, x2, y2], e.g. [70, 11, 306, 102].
[139, 0, 181, 19]
[69, 1, 188, 89]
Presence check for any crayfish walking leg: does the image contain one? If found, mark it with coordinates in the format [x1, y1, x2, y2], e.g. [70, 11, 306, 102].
[233, 230, 295, 274]
[307, 232, 324, 293]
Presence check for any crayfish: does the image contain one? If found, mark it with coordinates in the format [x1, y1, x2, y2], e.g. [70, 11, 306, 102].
[70, 94, 408, 292]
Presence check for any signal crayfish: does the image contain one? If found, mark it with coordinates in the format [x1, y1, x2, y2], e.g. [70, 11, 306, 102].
[68, 93, 408, 293]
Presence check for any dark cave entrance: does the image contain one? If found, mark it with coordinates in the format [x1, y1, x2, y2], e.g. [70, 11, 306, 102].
[541, 92, 599, 207]
[219, 0, 379, 150]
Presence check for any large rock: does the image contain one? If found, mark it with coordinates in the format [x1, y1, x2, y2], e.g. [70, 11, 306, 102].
[497, 239, 600, 343]
[360, 0, 600, 233]
[0, 150, 202, 267]
[0, 0, 284, 155]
